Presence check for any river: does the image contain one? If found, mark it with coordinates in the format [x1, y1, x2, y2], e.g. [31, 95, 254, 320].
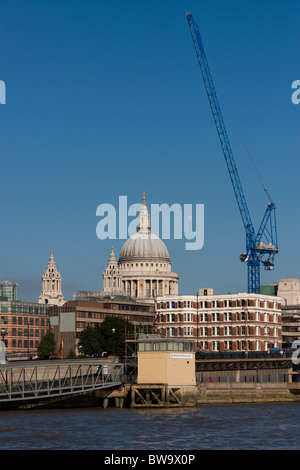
[0, 402, 299, 451]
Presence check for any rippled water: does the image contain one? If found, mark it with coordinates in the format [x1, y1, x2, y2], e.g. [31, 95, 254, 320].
[0, 403, 299, 450]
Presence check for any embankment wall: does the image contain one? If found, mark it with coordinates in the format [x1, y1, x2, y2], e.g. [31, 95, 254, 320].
[196, 382, 300, 403]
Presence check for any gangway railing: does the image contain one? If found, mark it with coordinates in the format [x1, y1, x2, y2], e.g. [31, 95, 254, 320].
[0, 361, 123, 403]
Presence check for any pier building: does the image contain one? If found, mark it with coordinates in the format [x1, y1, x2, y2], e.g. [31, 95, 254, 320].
[131, 335, 198, 407]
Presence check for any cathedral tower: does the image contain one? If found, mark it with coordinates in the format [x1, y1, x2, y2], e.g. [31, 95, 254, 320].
[38, 250, 65, 306]
[101, 247, 123, 296]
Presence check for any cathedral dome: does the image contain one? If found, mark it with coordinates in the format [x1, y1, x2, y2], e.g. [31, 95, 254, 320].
[101, 193, 178, 301]
[119, 232, 170, 263]
[119, 193, 170, 263]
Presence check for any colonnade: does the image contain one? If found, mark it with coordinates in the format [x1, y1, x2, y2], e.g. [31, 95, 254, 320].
[122, 278, 178, 299]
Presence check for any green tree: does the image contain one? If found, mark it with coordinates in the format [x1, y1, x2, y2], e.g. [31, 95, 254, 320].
[78, 324, 104, 357]
[78, 317, 134, 357]
[37, 331, 56, 359]
[99, 317, 134, 356]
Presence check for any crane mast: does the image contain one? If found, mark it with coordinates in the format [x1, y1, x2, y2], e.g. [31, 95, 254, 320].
[185, 12, 278, 293]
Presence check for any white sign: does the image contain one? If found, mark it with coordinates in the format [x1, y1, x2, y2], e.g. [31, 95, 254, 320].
[170, 353, 193, 359]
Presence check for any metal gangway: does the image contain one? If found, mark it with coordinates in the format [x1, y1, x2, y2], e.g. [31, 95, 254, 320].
[0, 360, 123, 404]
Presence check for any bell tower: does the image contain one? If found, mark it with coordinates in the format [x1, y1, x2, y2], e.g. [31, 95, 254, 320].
[38, 250, 65, 306]
[101, 247, 123, 296]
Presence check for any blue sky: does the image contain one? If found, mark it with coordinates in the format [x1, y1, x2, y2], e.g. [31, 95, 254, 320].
[0, 0, 299, 301]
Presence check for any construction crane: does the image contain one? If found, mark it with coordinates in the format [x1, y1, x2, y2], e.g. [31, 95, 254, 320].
[185, 12, 278, 294]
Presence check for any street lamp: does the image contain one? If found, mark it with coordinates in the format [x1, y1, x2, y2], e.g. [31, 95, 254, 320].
[112, 328, 116, 357]
[1, 328, 6, 343]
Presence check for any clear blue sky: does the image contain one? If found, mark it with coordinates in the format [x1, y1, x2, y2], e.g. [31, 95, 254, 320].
[0, 0, 299, 301]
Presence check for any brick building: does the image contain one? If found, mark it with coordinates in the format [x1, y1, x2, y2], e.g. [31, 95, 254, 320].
[155, 292, 282, 353]
[0, 300, 50, 358]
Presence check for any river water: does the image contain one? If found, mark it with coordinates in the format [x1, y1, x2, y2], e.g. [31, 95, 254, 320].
[0, 402, 299, 451]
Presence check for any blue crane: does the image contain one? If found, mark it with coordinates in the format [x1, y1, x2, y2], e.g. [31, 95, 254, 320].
[185, 12, 278, 294]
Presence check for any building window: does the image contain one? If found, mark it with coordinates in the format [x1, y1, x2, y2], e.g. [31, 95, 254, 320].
[184, 312, 193, 322]
[212, 313, 219, 322]
[224, 326, 232, 336]
[212, 327, 220, 336]
[183, 326, 192, 336]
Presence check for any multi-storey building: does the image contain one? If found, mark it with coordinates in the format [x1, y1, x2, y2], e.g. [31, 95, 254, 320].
[0, 300, 50, 357]
[261, 278, 300, 347]
[281, 305, 300, 348]
[49, 298, 155, 358]
[0, 281, 19, 301]
[155, 292, 282, 353]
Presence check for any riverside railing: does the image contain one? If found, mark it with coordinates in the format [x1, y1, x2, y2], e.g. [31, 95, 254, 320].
[0, 361, 123, 403]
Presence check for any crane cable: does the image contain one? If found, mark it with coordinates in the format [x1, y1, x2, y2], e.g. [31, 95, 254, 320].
[186, 26, 192, 206]
[186, 28, 193, 266]
[201, 46, 273, 204]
